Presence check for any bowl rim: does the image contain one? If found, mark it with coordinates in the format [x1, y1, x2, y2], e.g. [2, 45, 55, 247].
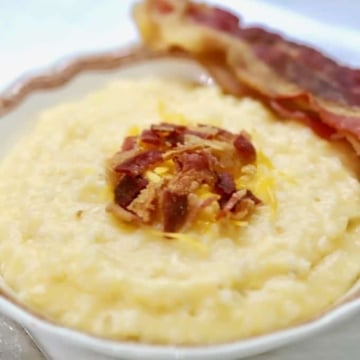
[0, 45, 359, 357]
[0, 46, 190, 117]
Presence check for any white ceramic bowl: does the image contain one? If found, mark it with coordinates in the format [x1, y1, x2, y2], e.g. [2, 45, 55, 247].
[0, 49, 360, 360]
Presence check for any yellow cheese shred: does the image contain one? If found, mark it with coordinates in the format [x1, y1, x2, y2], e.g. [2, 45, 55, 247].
[128, 125, 141, 136]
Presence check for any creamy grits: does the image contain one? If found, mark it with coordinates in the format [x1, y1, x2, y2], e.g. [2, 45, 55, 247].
[0, 78, 359, 345]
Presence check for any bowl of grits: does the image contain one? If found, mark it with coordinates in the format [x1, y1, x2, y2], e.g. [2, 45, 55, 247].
[0, 4, 360, 360]
[0, 50, 359, 360]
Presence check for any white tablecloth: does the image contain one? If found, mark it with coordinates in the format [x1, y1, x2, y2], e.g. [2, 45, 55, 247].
[1, 1, 359, 359]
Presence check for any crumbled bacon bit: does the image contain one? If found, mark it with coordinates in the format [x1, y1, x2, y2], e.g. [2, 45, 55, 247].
[107, 122, 261, 233]
[151, 123, 186, 147]
[174, 151, 214, 172]
[115, 150, 163, 175]
[168, 168, 215, 194]
[114, 174, 148, 208]
[151, 123, 186, 133]
[185, 129, 213, 139]
[162, 190, 188, 232]
[217, 189, 247, 219]
[216, 189, 262, 221]
[214, 172, 236, 208]
[121, 136, 138, 151]
[231, 190, 262, 220]
[198, 124, 235, 142]
[234, 132, 257, 164]
[163, 144, 203, 161]
[128, 182, 159, 223]
[140, 129, 162, 146]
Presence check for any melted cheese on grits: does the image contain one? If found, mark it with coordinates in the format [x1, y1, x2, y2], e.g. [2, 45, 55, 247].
[0, 79, 359, 345]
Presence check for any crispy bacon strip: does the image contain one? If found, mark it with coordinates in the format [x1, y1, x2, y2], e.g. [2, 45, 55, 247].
[115, 149, 163, 175]
[169, 151, 217, 193]
[133, 0, 360, 152]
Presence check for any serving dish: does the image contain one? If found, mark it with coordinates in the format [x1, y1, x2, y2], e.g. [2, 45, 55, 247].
[0, 49, 359, 360]
[1, 2, 360, 360]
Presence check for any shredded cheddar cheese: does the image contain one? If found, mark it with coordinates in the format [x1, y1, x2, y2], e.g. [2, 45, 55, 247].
[128, 125, 141, 136]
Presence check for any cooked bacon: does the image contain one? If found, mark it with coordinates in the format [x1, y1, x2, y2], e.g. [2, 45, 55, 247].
[233, 132, 256, 164]
[108, 122, 260, 232]
[140, 129, 162, 146]
[141, 123, 186, 147]
[106, 148, 139, 186]
[162, 190, 188, 232]
[115, 150, 163, 175]
[185, 124, 233, 140]
[148, 123, 186, 147]
[183, 134, 233, 154]
[214, 172, 236, 208]
[185, 129, 214, 139]
[168, 168, 215, 194]
[121, 136, 138, 151]
[114, 174, 148, 208]
[174, 150, 214, 172]
[182, 134, 238, 171]
[133, 0, 360, 153]
[128, 182, 159, 222]
[163, 143, 203, 160]
[236, 27, 360, 106]
[108, 149, 138, 169]
[213, 127, 236, 142]
[151, 123, 186, 133]
[169, 150, 217, 193]
[269, 100, 336, 139]
[217, 189, 260, 220]
[186, 2, 239, 33]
